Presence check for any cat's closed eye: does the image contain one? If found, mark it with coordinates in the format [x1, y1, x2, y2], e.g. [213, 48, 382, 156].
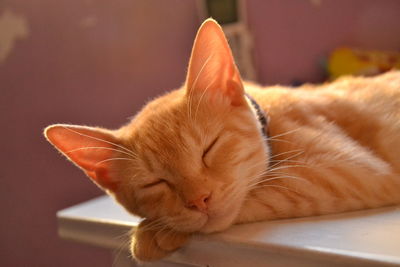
[142, 179, 167, 188]
[202, 137, 219, 167]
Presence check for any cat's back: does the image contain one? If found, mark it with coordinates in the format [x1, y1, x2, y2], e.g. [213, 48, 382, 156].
[247, 70, 400, 115]
[239, 72, 400, 222]
[247, 71, 400, 134]
[247, 71, 400, 180]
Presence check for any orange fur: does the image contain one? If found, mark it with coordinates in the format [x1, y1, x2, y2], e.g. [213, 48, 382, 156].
[238, 72, 400, 222]
[44, 19, 400, 261]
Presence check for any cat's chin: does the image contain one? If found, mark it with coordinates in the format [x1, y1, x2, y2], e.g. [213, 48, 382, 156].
[169, 210, 236, 234]
[199, 221, 229, 233]
[169, 214, 209, 233]
[198, 209, 238, 233]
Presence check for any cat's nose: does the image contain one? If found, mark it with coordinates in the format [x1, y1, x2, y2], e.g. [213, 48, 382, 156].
[185, 193, 211, 213]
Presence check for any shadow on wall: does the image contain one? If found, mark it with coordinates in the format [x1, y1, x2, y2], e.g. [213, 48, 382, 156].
[1, 0, 400, 266]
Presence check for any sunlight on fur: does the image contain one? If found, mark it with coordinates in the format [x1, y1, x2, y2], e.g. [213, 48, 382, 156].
[44, 19, 400, 262]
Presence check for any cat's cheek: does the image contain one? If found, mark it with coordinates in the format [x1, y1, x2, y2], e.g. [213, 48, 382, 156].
[134, 190, 167, 218]
[113, 191, 141, 217]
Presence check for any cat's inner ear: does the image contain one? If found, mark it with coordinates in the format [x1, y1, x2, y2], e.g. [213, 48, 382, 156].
[186, 19, 245, 106]
[44, 124, 124, 192]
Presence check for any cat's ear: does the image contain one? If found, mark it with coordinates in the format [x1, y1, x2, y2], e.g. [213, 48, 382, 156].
[186, 18, 245, 106]
[44, 124, 125, 192]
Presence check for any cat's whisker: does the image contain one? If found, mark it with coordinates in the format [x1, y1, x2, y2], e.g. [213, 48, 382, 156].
[268, 127, 302, 140]
[269, 149, 304, 160]
[248, 174, 310, 189]
[140, 223, 166, 234]
[268, 164, 310, 173]
[112, 229, 132, 267]
[245, 161, 309, 188]
[95, 157, 136, 166]
[244, 166, 308, 187]
[263, 152, 305, 171]
[138, 218, 165, 232]
[243, 168, 270, 185]
[246, 173, 270, 188]
[268, 159, 308, 170]
[270, 151, 305, 163]
[246, 179, 289, 191]
[154, 216, 175, 230]
[126, 138, 139, 158]
[264, 171, 307, 179]
[65, 146, 137, 159]
[244, 176, 265, 190]
[268, 138, 297, 145]
[245, 161, 312, 192]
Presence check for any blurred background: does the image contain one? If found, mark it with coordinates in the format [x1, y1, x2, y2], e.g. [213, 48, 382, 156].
[1, 0, 399, 266]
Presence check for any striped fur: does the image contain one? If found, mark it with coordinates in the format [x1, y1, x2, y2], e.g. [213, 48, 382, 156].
[237, 71, 400, 223]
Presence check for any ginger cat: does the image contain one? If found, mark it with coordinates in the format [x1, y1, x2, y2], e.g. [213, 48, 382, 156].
[44, 19, 400, 261]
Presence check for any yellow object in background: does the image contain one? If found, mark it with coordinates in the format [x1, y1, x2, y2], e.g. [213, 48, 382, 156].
[328, 48, 400, 80]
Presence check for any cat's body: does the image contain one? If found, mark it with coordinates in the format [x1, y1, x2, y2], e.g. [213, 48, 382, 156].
[44, 19, 400, 261]
[238, 74, 400, 223]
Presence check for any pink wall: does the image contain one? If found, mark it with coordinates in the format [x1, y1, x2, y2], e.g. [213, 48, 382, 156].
[0, 1, 199, 266]
[247, 0, 400, 84]
[1, 0, 399, 266]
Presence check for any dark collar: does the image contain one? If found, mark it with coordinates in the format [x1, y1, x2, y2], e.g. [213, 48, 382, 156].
[245, 93, 268, 137]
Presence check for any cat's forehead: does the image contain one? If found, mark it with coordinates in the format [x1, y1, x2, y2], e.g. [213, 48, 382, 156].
[123, 88, 228, 174]
[128, 111, 203, 173]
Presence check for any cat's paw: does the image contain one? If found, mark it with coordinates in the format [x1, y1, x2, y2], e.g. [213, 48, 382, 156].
[131, 219, 190, 262]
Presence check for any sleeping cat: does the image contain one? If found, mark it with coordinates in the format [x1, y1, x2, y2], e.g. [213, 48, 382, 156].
[44, 19, 400, 261]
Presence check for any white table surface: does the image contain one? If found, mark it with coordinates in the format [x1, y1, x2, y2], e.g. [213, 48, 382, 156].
[57, 195, 400, 267]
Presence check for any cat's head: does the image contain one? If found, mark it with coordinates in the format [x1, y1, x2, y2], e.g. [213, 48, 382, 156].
[44, 19, 269, 233]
